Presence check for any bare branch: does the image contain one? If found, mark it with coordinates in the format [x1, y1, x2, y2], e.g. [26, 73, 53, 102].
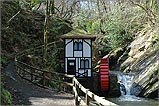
[129, 0, 156, 24]
[7, 10, 21, 23]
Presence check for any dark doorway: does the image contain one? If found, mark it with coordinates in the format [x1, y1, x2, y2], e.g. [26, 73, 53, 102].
[67, 60, 76, 75]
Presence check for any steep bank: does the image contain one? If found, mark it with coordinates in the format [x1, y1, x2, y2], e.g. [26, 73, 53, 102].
[119, 25, 159, 98]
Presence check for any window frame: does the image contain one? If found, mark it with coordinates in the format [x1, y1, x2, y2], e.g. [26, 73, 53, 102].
[73, 41, 83, 51]
[80, 59, 89, 69]
[74, 41, 78, 51]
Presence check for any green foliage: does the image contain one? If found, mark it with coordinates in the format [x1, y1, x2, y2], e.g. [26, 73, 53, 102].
[49, 18, 72, 41]
[17, 0, 45, 10]
[74, 10, 100, 34]
[2, 1, 44, 53]
[1, 56, 7, 65]
[1, 75, 13, 105]
[75, 1, 159, 53]
[85, 20, 100, 34]
[2, 1, 72, 54]
[1, 88, 13, 105]
[48, 81, 59, 90]
[104, 23, 132, 49]
[101, 3, 148, 50]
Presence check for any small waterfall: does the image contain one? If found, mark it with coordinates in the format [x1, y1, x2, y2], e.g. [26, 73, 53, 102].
[107, 73, 157, 105]
[117, 73, 135, 96]
[117, 73, 147, 101]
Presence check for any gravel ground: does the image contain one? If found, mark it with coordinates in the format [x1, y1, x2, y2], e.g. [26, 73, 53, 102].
[4, 62, 75, 106]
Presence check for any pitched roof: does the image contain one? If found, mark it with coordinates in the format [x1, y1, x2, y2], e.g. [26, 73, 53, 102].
[61, 35, 96, 40]
[61, 29, 96, 40]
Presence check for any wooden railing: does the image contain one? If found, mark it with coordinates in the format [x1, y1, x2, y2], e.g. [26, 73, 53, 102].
[72, 77, 118, 106]
[15, 59, 118, 106]
[15, 42, 118, 106]
[15, 59, 73, 91]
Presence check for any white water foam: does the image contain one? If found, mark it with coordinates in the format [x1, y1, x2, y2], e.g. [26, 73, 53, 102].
[117, 73, 147, 101]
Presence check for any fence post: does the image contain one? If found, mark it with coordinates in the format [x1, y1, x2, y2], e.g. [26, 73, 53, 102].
[31, 69, 33, 81]
[72, 77, 74, 94]
[42, 72, 45, 86]
[73, 77, 80, 106]
[86, 89, 90, 106]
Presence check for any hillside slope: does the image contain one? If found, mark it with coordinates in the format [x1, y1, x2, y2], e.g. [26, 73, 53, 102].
[119, 25, 159, 98]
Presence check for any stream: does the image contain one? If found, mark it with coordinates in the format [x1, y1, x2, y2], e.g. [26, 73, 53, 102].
[107, 72, 159, 106]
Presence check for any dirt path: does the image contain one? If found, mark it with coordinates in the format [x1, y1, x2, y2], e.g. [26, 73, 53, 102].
[4, 62, 75, 106]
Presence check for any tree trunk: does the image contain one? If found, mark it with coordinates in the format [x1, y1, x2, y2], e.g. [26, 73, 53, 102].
[43, 0, 49, 62]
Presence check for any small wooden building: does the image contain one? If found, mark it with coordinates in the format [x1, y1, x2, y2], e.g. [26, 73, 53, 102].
[61, 35, 96, 78]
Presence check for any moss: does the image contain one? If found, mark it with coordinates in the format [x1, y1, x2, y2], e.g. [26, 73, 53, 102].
[120, 57, 135, 71]
[148, 42, 159, 57]
[143, 81, 159, 97]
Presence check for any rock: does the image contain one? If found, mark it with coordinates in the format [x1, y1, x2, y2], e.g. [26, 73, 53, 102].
[117, 47, 130, 65]
[120, 57, 134, 72]
[108, 48, 125, 70]
[130, 82, 143, 96]
[120, 26, 159, 98]
[107, 72, 121, 97]
[130, 49, 159, 98]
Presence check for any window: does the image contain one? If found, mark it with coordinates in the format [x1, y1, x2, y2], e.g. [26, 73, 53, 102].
[85, 59, 89, 68]
[74, 42, 78, 50]
[80, 59, 89, 69]
[74, 41, 83, 51]
[79, 42, 83, 51]
[81, 60, 85, 68]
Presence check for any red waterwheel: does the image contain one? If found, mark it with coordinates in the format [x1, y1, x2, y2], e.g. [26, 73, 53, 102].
[100, 58, 109, 91]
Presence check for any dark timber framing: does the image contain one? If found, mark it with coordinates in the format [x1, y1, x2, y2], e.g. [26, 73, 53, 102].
[61, 35, 96, 78]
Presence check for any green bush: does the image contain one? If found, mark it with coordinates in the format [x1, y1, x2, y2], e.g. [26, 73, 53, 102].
[1, 76, 13, 105]
[1, 88, 13, 105]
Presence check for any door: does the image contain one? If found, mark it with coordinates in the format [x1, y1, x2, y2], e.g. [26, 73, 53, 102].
[67, 60, 76, 75]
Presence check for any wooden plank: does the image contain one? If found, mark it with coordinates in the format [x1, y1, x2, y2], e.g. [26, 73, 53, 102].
[73, 77, 87, 93]
[87, 90, 117, 106]
[78, 96, 85, 105]
[17, 61, 74, 78]
[17, 65, 73, 87]
[85, 89, 90, 106]
[73, 77, 118, 106]
[17, 65, 44, 78]
[73, 86, 80, 105]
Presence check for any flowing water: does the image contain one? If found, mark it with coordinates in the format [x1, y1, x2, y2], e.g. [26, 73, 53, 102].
[107, 72, 159, 106]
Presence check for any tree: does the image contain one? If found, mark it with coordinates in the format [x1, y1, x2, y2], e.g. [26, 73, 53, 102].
[43, 0, 54, 62]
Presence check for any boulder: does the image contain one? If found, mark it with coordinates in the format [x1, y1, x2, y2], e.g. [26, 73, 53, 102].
[130, 63, 159, 98]
[107, 72, 121, 97]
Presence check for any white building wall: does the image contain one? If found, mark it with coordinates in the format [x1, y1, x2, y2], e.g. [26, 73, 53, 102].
[83, 42, 91, 57]
[76, 58, 78, 72]
[65, 39, 72, 44]
[66, 41, 73, 57]
[87, 69, 91, 76]
[65, 58, 67, 73]
[74, 51, 82, 57]
[84, 39, 91, 45]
